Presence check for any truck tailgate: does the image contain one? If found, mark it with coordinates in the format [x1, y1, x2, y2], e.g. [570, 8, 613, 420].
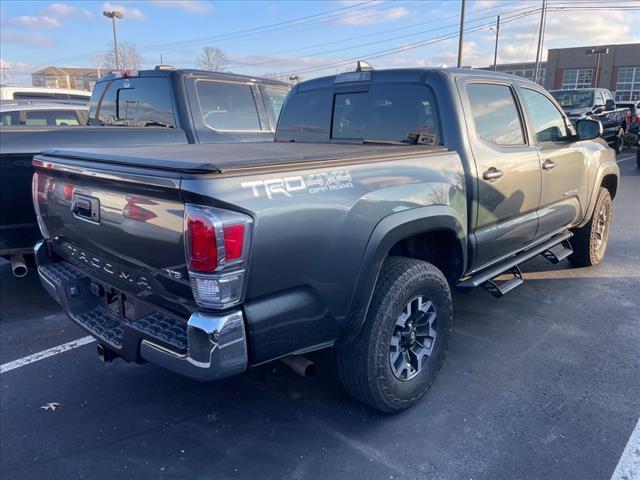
[33, 155, 194, 317]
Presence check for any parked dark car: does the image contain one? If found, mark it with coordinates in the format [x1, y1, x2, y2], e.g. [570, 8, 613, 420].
[33, 67, 618, 412]
[549, 88, 629, 153]
[0, 67, 289, 276]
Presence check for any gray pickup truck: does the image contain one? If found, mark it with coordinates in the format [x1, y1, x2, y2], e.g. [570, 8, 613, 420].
[32, 67, 619, 413]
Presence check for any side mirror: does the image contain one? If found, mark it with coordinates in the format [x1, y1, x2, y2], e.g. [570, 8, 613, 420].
[605, 99, 616, 111]
[576, 118, 602, 140]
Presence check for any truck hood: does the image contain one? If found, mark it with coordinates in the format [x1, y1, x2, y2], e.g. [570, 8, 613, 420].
[563, 107, 592, 119]
[41, 142, 447, 174]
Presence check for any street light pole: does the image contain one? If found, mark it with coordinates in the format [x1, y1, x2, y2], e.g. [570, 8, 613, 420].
[103, 10, 124, 70]
[586, 47, 609, 87]
[491, 15, 500, 71]
[534, 0, 547, 85]
[457, 0, 466, 68]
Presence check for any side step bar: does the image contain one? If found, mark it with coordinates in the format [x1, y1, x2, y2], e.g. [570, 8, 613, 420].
[457, 231, 573, 298]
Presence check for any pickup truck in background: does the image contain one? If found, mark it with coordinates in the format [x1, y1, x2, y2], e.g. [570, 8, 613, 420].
[32, 67, 619, 413]
[0, 67, 289, 275]
[549, 88, 629, 153]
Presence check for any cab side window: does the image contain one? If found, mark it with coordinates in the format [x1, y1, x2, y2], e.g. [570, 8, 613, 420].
[521, 88, 569, 143]
[467, 83, 525, 146]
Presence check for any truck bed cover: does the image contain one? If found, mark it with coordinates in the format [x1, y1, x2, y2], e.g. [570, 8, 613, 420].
[40, 142, 449, 174]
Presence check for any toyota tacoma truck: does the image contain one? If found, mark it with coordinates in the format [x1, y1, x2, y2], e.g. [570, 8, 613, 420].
[1, 67, 289, 275]
[32, 67, 619, 413]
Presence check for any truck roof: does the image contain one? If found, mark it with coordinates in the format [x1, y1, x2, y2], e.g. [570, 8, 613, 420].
[97, 68, 290, 89]
[294, 67, 540, 91]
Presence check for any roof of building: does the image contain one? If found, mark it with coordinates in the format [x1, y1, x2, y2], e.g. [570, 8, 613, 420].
[32, 67, 101, 76]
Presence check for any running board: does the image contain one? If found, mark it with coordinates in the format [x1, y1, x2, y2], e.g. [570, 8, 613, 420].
[481, 266, 524, 298]
[457, 231, 573, 297]
[541, 239, 573, 264]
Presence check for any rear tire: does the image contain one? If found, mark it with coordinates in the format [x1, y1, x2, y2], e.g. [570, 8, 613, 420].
[569, 187, 612, 267]
[337, 257, 452, 413]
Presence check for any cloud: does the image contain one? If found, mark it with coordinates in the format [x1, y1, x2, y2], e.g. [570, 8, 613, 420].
[471, 0, 498, 11]
[225, 52, 344, 78]
[498, 9, 640, 53]
[2, 15, 62, 29]
[148, 1, 213, 13]
[46, 3, 93, 19]
[1, 30, 56, 48]
[0, 58, 40, 85]
[101, 3, 146, 21]
[338, 6, 408, 26]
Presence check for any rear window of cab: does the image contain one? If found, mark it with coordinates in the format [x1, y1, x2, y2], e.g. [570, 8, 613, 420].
[276, 83, 440, 145]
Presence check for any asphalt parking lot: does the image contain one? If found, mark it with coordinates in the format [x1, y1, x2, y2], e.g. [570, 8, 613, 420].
[1, 153, 638, 480]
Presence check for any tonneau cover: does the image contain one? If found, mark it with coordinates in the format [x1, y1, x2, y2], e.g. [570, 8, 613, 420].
[41, 142, 448, 173]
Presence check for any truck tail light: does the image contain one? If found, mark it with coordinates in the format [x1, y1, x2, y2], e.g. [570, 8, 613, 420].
[32, 173, 50, 239]
[63, 184, 75, 202]
[223, 224, 245, 260]
[184, 204, 252, 309]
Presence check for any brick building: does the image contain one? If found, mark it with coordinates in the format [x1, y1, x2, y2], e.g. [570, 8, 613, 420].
[31, 67, 103, 92]
[544, 43, 640, 101]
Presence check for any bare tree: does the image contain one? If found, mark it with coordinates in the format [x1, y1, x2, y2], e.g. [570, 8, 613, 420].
[96, 42, 142, 71]
[197, 46, 227, 72]
[0, 60, 12, 84]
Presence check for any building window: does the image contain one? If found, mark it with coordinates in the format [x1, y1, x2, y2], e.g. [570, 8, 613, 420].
[561, 68, 593, 89]
[501, 68, 544, 85]
[615, 67, 640, 101]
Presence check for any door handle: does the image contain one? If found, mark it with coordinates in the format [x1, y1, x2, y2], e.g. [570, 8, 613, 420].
[482, 167, 503, 181]
[542, 159, 556, 171]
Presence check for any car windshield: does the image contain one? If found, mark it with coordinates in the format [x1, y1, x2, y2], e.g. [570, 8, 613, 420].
[550, 91, 593, 108]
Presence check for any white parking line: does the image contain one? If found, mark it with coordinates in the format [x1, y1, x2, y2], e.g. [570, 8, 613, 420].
[617, 154, 635, 164]
[611, 417, 640, 480]
[0, 336, 95, 374]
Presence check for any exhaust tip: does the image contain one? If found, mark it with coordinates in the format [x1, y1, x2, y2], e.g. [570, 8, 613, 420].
[281, 355, 316, 378]
[10, 255, 28, 278]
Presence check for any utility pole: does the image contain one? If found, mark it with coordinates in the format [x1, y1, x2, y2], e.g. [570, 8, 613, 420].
[586, 47, 609, 87]
[534, 0, 547, 85]
[491, 15, 500, 71]
[457, 0, 466, 68]
[103, 10, 124, 70]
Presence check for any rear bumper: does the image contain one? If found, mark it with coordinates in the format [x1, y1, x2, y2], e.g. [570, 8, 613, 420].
[35, 241, 247, 381]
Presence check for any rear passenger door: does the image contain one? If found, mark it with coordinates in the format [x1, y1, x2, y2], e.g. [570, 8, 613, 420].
[461, 81, 542, 270]
[519, 87, 587, 239]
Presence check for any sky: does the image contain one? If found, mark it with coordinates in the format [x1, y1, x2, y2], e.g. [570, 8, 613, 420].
[1, 0, 639, 85]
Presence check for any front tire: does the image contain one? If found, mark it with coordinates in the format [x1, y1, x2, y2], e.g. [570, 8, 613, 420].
[337, 257, 452, 413]
[569, 187, 612, 267]
[612, 128, 624, 155]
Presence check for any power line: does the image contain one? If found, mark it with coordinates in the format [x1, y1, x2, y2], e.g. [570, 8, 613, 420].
[226, 4, 540, 70]
[48, 0, 381, 64]
[278, 9, 543, 77]
[224, 1, 528, 69]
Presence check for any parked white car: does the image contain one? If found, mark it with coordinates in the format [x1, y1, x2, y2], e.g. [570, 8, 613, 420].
[0, 86, 90, 102]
